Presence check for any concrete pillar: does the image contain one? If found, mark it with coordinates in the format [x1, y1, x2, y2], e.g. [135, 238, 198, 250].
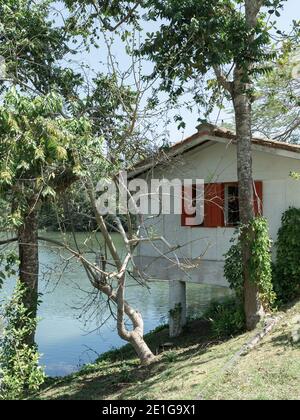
[169, 280, 187, 338]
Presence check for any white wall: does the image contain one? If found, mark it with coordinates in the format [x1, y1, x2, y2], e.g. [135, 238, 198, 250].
[135, 139, 300, 283]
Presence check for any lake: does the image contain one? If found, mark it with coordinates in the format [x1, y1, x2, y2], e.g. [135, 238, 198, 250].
[1, 232, 230, 377]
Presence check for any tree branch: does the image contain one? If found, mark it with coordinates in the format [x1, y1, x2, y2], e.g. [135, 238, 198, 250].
[0, 237, 18, 246]
[93, 1, 141, 32]
[213, 65, 233, 94]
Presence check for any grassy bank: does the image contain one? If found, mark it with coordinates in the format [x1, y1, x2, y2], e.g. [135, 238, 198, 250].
[36, 300, 300, 400]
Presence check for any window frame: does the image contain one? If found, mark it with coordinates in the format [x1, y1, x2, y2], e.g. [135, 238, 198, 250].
[181, 181, 263, 228]
[224, 182, 240, 227]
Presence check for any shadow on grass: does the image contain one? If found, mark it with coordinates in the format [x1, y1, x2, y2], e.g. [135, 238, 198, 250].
[35, 319, 239, 400]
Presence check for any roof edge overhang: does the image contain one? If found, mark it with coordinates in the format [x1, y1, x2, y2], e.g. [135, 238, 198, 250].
[128, 124, 300, 179]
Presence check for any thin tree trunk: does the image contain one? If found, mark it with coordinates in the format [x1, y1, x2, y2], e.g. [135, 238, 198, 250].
[129, 331, 156, 365]
[233, 70, 264, 330]
[17, 197, 39, 346]
[89, 268, 156, 365]
[118, 297, 156, 365]
[116, 274, 155, 365]
[85, 182, 156, 365]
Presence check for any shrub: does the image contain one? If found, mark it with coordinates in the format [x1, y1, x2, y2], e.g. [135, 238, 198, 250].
[0, 281, 45, 400]
[273, 207, 300, 304]
[203, 297, 246, 339]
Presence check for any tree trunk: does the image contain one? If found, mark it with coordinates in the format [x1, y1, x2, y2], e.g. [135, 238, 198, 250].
[122, 303, 156, 365]
[114, 285, 156, 364]
[233, 70, 264, 330]
[116, 274, 156, 365]
[89, 259, 156, 365]
[115, 283, 156, 364]
[86, 182, 156, 365]
[129, 330, 156, 365]
[17, 197, 39, 346]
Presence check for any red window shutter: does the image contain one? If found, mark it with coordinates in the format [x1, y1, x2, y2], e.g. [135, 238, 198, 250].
[181, 185, 195, 227]
[203, 183, 224, 228]
[253, 181, 263, 216]
[181, 184, 204, 227]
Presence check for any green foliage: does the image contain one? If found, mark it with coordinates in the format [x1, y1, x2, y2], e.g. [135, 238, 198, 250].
[203, 297, 246, 339]
[78, 74, 148, 163]
[224, 217, 276, 310]
[0, 281, 45, 400]
[163, 351, 177, 363]
[248, 217, 276, 309]
[38, 192, 130, 233]
[0, 89, 98, 225]
[169, 303, 182, 318]
[140, 0, 286, 108]
[252, 46, 300, 142]
[64, 0, 140, 33]
[117, 362, 134, 383]
[224, 233, 244, 302]
[0, 251, 18, 290]
[38, 189, 98, 232]
[273, 208, 300, 304]
[0, 0, 82, 97]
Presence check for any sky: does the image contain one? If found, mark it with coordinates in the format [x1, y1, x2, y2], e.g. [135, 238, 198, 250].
[62, 0, 300, 145]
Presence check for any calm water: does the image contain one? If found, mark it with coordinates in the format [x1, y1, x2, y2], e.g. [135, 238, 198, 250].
[1, 232, 230, 377]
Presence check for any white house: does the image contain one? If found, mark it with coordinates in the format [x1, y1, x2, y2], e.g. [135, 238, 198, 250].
[129, 123, 300, 336]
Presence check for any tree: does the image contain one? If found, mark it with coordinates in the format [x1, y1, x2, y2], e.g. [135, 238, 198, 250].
[252, 46, 300, 142]
[0, 0, 83, 97]
[77, 186, 157, 365]
[0, 0, 88, 346]
[0, 90, 93, 345]
[0, 0, 158, 362]
[33, 70, 159, 364]
[138, 0, 292, 330]
[60, 39, 158, 365]
[36, 0, 173, 363]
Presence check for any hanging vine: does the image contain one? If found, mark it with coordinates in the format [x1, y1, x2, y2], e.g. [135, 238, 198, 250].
[224, 217, 276, 310]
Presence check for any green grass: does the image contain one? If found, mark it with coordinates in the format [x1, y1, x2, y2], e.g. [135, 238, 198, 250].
[35, 301, 300, 400]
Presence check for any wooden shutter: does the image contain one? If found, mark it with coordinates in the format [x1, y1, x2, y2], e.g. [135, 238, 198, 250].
[181, 185, 194, 227]
[203, 183, 224, 227]
[253, 181, 263, 216]
[181, 184, 204, 227]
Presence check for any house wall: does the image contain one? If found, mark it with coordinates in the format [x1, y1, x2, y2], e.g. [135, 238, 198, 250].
[134, 140, 300, 286]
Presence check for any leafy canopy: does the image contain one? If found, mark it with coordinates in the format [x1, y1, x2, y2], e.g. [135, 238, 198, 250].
[0, 0, 83, 97]
[0, 89, 98, 226]
[140, 0, 288, 99]
[252, 45, 300, 142]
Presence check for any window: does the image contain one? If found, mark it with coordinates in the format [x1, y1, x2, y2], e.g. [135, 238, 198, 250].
[181, 181, 263, 228]
[225, 184, 240, 226]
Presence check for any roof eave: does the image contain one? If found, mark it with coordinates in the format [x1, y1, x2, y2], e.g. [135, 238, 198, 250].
[128, 125, 300, 178]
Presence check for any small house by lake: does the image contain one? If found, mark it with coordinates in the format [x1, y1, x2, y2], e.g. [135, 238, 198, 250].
[130, 123, 300, 336]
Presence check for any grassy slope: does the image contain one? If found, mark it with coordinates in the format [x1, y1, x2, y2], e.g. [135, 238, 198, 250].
[37, 300, 300, 400]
